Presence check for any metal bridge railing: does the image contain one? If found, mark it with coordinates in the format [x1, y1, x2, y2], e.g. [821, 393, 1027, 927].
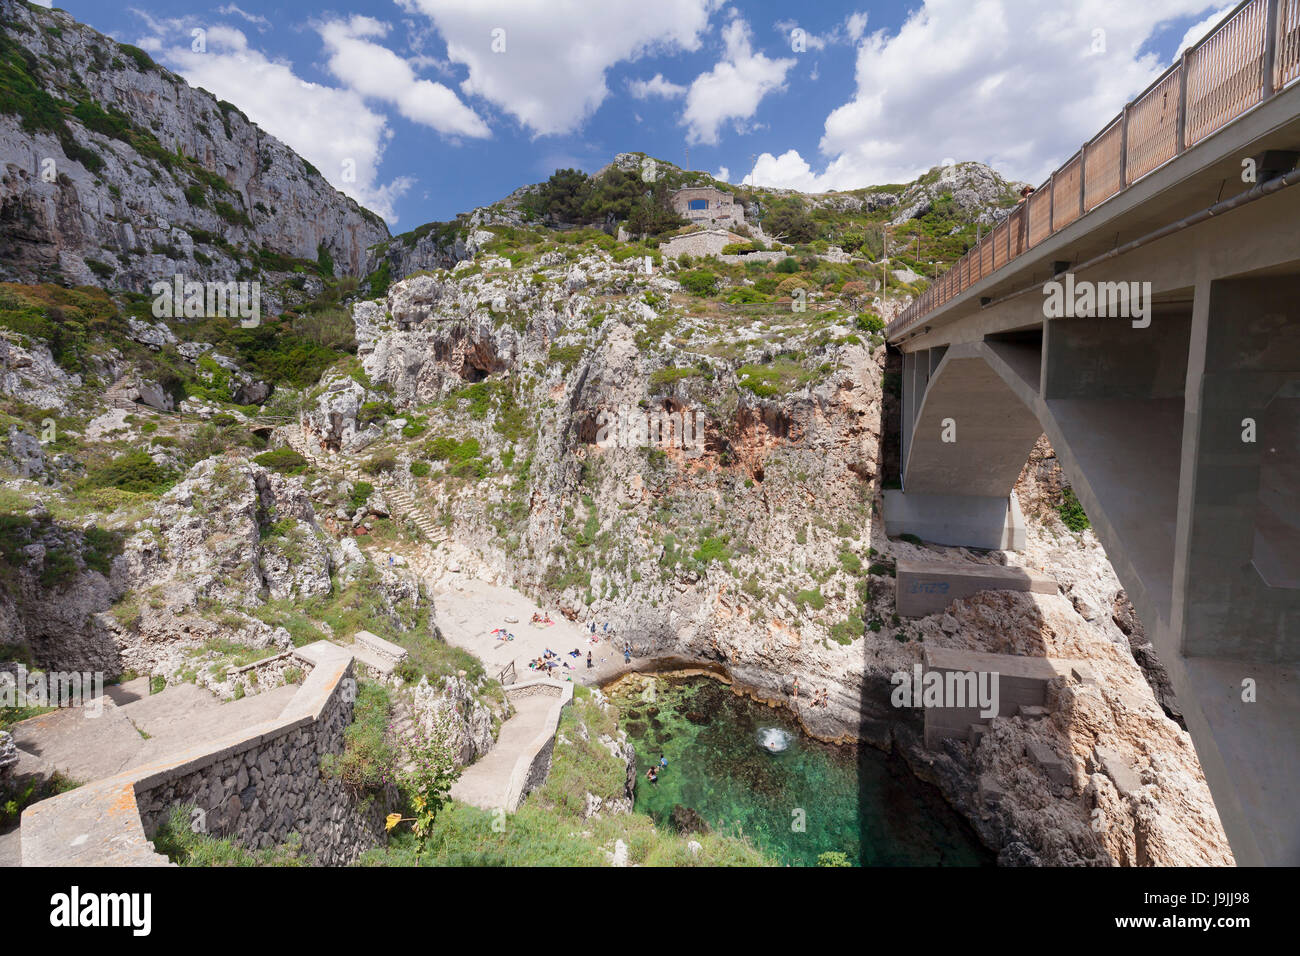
[887, 0, 1299, 340]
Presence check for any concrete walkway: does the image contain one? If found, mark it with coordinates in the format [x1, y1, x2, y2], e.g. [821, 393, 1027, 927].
[2, 677, 300, 866]
[9, 679, 299, 785]
[447, 692, 557, 811]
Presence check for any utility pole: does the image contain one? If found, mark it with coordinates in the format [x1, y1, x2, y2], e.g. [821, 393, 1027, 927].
[883, 226, 888, 300]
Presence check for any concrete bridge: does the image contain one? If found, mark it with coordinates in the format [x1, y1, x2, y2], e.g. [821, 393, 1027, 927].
[886, 0, 1300, 866]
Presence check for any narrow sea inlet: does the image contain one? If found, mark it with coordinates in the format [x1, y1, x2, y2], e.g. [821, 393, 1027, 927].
[606, 673, 993, 867]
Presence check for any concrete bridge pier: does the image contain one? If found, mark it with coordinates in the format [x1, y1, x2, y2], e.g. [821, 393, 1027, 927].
[888, 344, 1039, 550]
[1160, 276, 1300, 867]
[887, 272, 1300, 864]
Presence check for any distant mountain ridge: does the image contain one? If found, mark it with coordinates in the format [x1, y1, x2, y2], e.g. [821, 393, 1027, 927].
[0, 0, 389, 291]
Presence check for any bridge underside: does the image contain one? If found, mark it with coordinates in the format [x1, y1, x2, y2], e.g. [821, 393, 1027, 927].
[888, 188, 1300, 864]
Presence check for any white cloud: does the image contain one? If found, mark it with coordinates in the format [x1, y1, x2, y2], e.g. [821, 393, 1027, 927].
[715, 165, 730, 182]
[682, 17, 795, 145]
[1174, 4, 1236, 59]
[396, 0, 718, 136]
[845, 12, 869, 42]
[144, 24, 412, 222]
[316, 16, 490, 139]
[31, 0, 53, 7]
[750, 0, 1224, 192]
[774, 19, 827, 51]
[628, 73, 688, 99]
[216, 4, 270, 31]
[775, 12, 870, 51]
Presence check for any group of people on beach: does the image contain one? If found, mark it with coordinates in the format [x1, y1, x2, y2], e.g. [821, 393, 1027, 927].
[528, 648, 567, 672]
[506, 612, 634, 676]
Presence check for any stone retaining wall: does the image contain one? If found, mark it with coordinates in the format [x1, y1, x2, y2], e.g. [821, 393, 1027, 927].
[21, 642, 388, 866]
[222, 649, 313, 700]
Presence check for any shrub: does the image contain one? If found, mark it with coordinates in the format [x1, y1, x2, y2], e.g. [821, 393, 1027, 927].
[362, 450, 398, 475]
[725, 286, 769, 304]
[426, 436, 481, 464]
[358, 400, 395, 426]
[794, 588, 825, 610]
[775, 276, 809, 296]
[253, 447, 309, 475]
[84, 451, 173, 493]
[1058, 487, 1090, 532]
[692, 537, 732, 566]
[856, 312, 885, 334]
[349, 481, 373, 512]
[680, 270, 719, 297]
[320, 681, 395, 795]
[547, 343, 585, 373]
[291, 308, 355, 352]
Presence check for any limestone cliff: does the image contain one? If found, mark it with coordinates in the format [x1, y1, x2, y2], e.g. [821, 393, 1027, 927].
[0, 0, 389, 290]
[318, 252, 1231, 866]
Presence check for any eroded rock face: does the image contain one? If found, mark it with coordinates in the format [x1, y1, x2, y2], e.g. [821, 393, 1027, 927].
[0, 334, 81, 412]
[346, 255, 1229, 865]
[6, 425, 44, 478]
[886, 161, 1022, 226]
[410, 674, 496, 766]
[0, 509, 126, 673]
[300, 372, 383, 454]
[128, 458, 334, 603]
[0, 0, 388, 290]
[101, 457, 338, 675]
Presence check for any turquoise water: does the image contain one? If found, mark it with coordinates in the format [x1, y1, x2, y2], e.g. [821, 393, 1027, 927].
[608, 674, 993, 867]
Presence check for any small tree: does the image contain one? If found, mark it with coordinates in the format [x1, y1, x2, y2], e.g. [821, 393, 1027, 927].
[401, 709, 461, 847]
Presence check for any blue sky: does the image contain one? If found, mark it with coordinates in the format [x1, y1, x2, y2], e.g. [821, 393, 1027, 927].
[38, 0, 1235, 230]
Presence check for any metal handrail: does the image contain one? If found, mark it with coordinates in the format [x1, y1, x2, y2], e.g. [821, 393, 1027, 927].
[886, 0, 1295, 340]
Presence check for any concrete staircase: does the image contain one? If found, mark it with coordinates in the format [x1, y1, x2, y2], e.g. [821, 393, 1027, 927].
[381, 483, 447, 543]
[448, 692, 557, 810]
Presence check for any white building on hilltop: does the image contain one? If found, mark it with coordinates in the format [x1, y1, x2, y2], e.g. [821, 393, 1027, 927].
[670, 187, 746, 228]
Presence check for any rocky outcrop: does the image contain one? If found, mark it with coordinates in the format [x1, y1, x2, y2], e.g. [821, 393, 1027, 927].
[886, 161, 1023, 226]
[300, 371, 383, 454]
[367, 225, 503, 283]
[410, 673, 497, 766]
[0, 0, 388, 290]
[5, 424, 43, 478]
[0, 333, 81, 411]
[0, 507, 126, 673]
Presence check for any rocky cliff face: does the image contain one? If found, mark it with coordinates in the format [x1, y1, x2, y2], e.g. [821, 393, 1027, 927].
[316, 250, 1231, 865]
[0, 0, 389, 290]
